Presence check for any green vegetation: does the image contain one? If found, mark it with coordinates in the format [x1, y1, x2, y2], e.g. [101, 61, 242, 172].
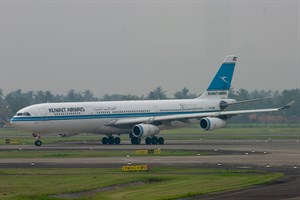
[0, 167, 282, 200]
[0, 125, 293, 199]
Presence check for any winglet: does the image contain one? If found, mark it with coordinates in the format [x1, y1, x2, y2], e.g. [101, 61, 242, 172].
[280, 100, 295, 110]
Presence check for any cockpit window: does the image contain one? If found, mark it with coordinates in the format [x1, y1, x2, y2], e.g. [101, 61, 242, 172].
[16, 112, 31, 116]
[24, 112, 31, 116]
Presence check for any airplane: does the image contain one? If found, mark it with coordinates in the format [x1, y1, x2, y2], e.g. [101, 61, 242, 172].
[10, 55, 294, 146]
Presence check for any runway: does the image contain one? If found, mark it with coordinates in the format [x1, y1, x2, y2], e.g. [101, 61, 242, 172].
[1, 139, 299, 168]
[1, 139, 299, 200]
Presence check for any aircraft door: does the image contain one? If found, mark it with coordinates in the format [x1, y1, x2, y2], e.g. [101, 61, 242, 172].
[38, 108, 48, 121]
[29, 107, 49, 133]
[39, 108, 48, 126]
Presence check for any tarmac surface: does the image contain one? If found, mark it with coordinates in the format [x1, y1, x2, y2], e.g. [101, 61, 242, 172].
[1, 139, 299, 199]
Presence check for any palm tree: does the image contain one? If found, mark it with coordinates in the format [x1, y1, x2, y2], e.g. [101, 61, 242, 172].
[174, 87, 191, 99]
[82, 89, 96, 101]
[147, 86, 167, 100]
[65, 89, 82, 102]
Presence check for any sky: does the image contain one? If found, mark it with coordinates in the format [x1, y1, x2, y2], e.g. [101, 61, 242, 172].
[0, 0, 299, 97]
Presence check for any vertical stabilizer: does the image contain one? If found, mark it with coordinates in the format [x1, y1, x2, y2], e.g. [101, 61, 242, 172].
[199, 55, 237, 99]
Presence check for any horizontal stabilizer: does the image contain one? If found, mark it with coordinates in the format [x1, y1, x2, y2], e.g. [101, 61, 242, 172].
[280, 100, 295, 110]
[222, 97, 272, 108]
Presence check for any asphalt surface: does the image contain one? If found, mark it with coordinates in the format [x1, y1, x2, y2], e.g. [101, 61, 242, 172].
[0, 139, 299, 200]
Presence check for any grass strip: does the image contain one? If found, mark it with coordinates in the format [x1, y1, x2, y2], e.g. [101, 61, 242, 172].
[0, 167, 282, 200]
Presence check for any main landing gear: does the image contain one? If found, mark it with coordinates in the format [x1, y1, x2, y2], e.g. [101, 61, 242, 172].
[33, 133, 42, 146]
[145, 136, 164, 145]
[101, 135, 121, 145]
[101, 135, 165, 145]
[131, 137, 141, 145]
[130, 135, 164, 145]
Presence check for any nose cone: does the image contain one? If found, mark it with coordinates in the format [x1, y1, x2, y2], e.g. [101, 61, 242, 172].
[10, 117, 17, 128]
[9, 106, 36, 132]
[10, 116, 31, 132]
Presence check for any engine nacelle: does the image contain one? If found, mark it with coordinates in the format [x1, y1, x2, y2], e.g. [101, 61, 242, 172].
[200, 117, 226, 131]
[132, 124, 160, 138]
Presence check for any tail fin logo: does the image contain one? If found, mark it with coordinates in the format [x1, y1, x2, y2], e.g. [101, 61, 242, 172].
[219, 76, 229, 84]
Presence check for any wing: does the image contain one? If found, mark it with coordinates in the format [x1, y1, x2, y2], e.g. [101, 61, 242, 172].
[106, 101, 295, 127]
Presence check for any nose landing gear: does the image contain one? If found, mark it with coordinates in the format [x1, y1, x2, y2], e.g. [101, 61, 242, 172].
[32, 133, 42, 146]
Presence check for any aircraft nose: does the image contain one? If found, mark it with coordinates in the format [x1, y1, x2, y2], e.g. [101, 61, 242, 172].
[10, 117, 16, 127]
[10, 117, 21, 128]
[10, 117, 23, 129]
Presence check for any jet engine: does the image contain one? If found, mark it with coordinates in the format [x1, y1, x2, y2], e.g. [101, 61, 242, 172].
[199, 117, 226, 131]
[132, 124, 160, 138]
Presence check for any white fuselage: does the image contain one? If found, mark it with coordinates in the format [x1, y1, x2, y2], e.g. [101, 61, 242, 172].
[10, 98, 223, 136]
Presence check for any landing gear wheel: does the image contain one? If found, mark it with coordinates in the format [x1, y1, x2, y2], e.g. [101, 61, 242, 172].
[108, 136, 115, 145]
[102, 137, 108, 144]
[151, 137, 158, 145]
[34, 140, 42, 146]
[145, 137, 152, 145]
[131, 137, 141, 145]
[137, 137, 141, 144]
[131, 137, 135, 144]
[114, 137, 121, 145]
[158, 137, 164, 145]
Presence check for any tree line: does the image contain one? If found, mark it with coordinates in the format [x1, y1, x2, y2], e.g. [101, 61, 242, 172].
[0, 87, 299, 126]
